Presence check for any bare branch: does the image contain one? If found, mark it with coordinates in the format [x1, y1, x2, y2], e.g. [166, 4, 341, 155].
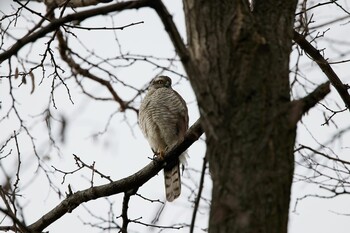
[150, 0, 189, 64]
[120, 189, 137, 233]
[0, 198, 32, 233]
[27, 119, 203, 232]
[293, 30, 350, 108]
[13, 131, 21, 194]
[297, 144, 350, 166]
[310, 15, 350, 29]
[0, 0, 152, 64]
[40, 0, 113, 8]
[64, 21, 144, 31]
[56, 29, 130, 111]
[149, 0, 201, 80]
[129, 218, 188, 230]
[289, 81, 331, 126]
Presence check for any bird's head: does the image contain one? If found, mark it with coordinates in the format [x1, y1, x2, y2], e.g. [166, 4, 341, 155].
[149, 76, 172, 90]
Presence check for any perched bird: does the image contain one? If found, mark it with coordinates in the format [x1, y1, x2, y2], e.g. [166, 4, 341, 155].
[139, 76, 189, 202]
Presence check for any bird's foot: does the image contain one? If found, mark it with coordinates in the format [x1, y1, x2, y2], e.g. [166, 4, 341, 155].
[153, 151, 165, 161]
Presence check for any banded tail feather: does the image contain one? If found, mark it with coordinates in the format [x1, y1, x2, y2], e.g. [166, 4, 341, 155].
[164, 161, 181, 202]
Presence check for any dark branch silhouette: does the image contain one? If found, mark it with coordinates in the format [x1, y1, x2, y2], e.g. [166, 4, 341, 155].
[0, 0, 152, 64]
[293, 30, 350, 109]
[2, 1, 350, 232]
[289, 81, 331, 126]
[27, 119, 203, 232]
[150, 0, 200, 80]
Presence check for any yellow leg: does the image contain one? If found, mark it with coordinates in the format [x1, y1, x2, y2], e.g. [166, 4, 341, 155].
[158, 150, 165, 159]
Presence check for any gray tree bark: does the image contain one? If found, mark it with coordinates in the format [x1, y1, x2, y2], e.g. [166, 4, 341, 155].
[182, 1, 298, 232]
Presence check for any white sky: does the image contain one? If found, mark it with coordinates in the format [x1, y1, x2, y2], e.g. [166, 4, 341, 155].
[1, 0, 350, 232]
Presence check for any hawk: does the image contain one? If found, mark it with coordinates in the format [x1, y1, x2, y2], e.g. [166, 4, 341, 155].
[139, 76, 189, 202]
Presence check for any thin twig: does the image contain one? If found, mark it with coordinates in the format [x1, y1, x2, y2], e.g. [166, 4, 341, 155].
[27, 119, 203, 232]
[293, 30, 350, 108]
[13, 131, 21, 193]
[297, 144, 350, 166]
[0, 0, 152, 63]
[65, 21, 144, 30]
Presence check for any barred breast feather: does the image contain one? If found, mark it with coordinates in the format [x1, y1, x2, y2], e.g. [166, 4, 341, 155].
[139, 84, 188, 202]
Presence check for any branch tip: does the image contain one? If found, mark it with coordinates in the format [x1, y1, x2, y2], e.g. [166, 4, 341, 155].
[293, 30, 350, 109]
[289, 81, 331, 126]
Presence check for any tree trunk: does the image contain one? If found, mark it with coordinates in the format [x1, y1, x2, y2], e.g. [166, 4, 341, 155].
[183, 1, 298, 232]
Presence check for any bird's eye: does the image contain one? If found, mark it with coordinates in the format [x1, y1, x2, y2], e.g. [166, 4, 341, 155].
[157, 80, 163, 84]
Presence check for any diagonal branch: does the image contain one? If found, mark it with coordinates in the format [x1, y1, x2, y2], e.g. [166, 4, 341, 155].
[27, 118, 203, 232]
[293, 30, 350, 108]
[0, 207, 33, 233]
[297, 144, 350, 166]
[149, 0, 189, 64]
[56, 29, 130, 111]
[149, 0, 201, 80]
[0, 0, 152, 64]
[37, 0, 113, 8]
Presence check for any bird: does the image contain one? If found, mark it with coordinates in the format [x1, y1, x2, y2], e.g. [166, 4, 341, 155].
[139, 76, 189, 202]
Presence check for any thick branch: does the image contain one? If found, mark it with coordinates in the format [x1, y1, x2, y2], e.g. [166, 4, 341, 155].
[41, 0, 112, 8]
[0, 0, 151, 64]
[149, 0, 204, 82]
[27, 119, 203, 232]
[150, 0, 189, 64]
[293, 30, 350, 108]
[289, 81, 330, 126]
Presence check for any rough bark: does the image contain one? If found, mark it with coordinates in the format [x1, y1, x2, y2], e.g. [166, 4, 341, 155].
[183, 1, 298, 232]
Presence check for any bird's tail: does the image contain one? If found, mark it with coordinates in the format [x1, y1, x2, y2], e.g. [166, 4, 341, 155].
[164, 160, 181, 202]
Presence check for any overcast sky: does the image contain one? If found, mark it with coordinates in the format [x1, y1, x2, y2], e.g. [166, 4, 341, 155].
[1, 1, 350, 232]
